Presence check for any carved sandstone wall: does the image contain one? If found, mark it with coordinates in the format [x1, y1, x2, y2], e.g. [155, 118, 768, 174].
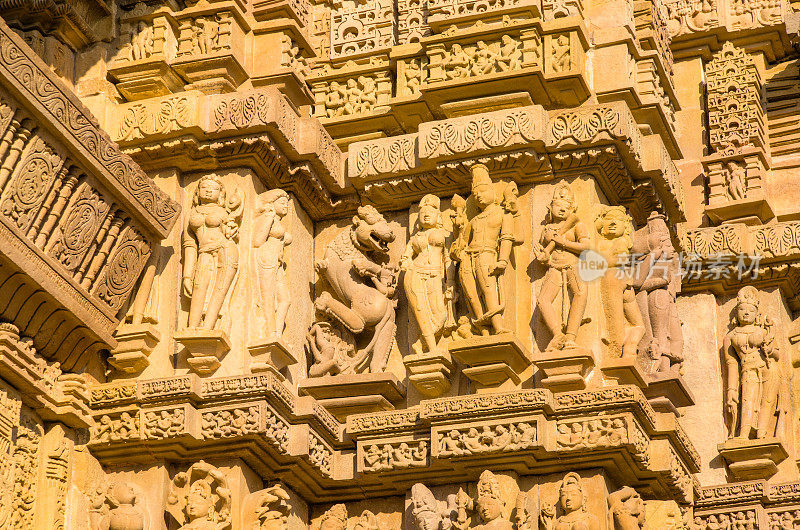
[1, 0, 800, 528]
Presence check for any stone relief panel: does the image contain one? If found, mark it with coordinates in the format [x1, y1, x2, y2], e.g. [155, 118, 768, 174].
[330, 0, 395, 58]
[309, 205, 399, 375]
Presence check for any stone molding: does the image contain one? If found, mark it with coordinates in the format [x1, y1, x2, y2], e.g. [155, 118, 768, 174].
[0, 19, 180, 238]
[86, 377, 700, 502]
[349, 102, 685, 224]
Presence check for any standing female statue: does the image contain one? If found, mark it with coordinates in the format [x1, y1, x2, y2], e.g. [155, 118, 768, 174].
[182, 175, 243, 330]
[401, 195, 455, 355]
[595, 206, 644, 359]
[724, 286, 789, 440]
[253, 189, 292, 341]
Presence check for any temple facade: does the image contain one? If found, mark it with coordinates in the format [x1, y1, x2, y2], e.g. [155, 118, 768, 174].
[0, 0, 800, 526]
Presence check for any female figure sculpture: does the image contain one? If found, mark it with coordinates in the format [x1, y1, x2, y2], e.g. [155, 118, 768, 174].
[474, 470, 513, 530]
[401, 194, 455, 355]
[595, 206, 644, 358]
[166, 461, 232, 530]
[540, 472, 600, 530]
[534, 183, 590, 351]
[182, 175, 242, 330]
[253, 189, 292, 341]
[723, 286, 789, 440]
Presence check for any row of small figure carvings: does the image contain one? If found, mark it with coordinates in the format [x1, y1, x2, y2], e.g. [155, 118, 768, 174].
[92, 462, 662, 529]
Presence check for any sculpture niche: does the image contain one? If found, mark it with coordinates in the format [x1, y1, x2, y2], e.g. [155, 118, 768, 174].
[723, 286, 789, 441]
[310, 205, 398, 375]
[165, 461, 232, 530]
[719, 286, 791, 480]
[401, 194, 459, 397]
[176, 175, 243, 375]
[301, 205, 402, 419]
[447, 164, 530, 390]
[248, 189, 297, 376]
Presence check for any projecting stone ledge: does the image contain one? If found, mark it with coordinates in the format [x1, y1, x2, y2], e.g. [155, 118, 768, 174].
[298, 373, 406, 421]
[718, 437, 788, 481]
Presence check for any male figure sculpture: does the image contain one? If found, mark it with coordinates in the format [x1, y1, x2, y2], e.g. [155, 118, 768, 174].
[452, 164, 518, 335]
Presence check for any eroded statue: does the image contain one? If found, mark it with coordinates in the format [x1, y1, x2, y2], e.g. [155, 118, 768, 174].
[318, 504, 348, 530]
[182, 175, 243, 330]
[312, 205, 399, 374]
[165, 461, 232, 529]
[631, 213, 684, 376]
[242, 484, 291, 530]
[410, 482, 469, 530]
[540, 472, 600, 530]
[451, 164, 520, 336]
[253, 189, 292, 341]
[534, 183, 590, 351]
[595, 206, 644, 359]
[607, 487, 644, 530]
[93, 482, 149, 530]
[401, 194, 456, 355]
[723, 286, 790, 440]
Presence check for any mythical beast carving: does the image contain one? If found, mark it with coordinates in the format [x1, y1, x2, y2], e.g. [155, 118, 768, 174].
[312, 205, 399, 374]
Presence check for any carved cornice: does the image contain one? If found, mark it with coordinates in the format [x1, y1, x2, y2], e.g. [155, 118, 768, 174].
[664, 0, 795, 61]
[348, 102, 685, 224]
[86, 380, 701, 502]
[113, 87, 355, 220]
[0, 20, 180, 238]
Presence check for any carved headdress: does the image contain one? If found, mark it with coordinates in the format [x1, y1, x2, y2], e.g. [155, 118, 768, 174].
[477, 470, 502, 501]
[471, 164, 493, 190]
[559, 472, 587, 511]
[552, 182, 575, 207]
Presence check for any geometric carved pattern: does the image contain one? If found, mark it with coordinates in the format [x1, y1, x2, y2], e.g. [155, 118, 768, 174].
[705, 42, 765, 154]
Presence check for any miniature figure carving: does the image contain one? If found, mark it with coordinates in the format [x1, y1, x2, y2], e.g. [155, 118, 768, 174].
[129, 21, 154, 61]
[534, 183, 590, 351]
[540, 472, 600, 530]
[497, 35, 522, 71]
[363, 440, 427, 471]
[182, 175, 243, 330]
[95, 482, 149, 530]
[166, 461, 232, 529]
[305, 320, 356, 376]
[401, 194, 456, 355]
[595, 206, 645, 358]
[725, 161, 747, 201]
[452, 164, 520, 336]
[631, 213, 684, 375]
[253, 189, 292, 341]
[551, 35, 571, 72]
[319, 504, 348, 530]
[607, 487, 644, 530]
[313, 205, 398, 373]
[723, 286, 789, 440]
